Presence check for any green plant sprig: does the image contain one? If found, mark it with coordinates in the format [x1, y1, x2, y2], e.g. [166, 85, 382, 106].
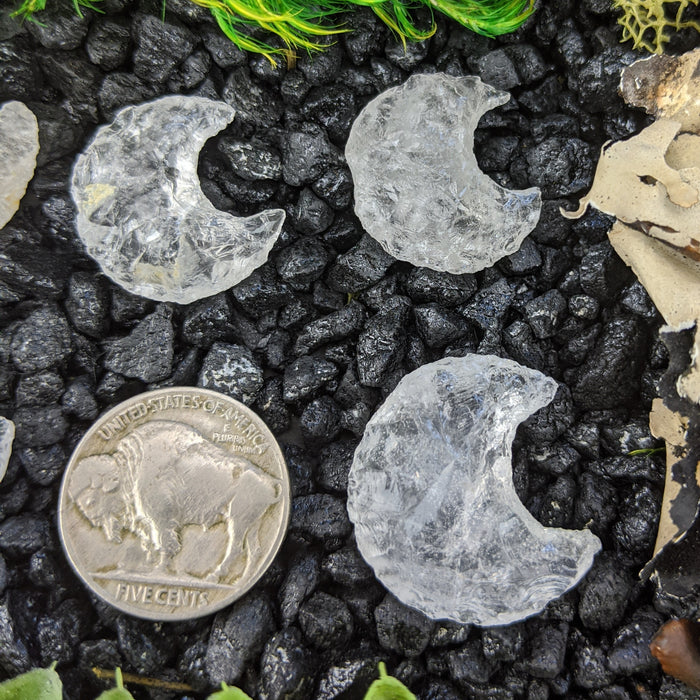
[10, 0, 534, 62]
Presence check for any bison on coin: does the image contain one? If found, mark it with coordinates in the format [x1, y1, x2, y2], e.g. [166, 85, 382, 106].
[67, 420, 282, 581]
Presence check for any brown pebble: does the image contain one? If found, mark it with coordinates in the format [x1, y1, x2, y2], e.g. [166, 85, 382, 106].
[650, 619, 700, 690]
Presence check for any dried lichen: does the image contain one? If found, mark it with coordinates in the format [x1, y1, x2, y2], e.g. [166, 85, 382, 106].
[613, 0, 700, 54]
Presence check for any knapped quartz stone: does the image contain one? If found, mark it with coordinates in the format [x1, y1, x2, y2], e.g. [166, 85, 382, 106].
[345, 73, 541, 274]
[0, 417, 15, 483]
[0, 101, 39, 230]
[71, 96, 286, 304]
[346, 355, 601, 626]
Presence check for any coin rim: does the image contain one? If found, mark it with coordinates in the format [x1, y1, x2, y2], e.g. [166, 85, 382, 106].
[58, 386, 291, 621]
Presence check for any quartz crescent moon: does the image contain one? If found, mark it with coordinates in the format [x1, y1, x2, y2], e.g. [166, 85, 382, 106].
[347, 355, 601, 626]
[346, 73, 541, 274]
[71, 96, 285, 304]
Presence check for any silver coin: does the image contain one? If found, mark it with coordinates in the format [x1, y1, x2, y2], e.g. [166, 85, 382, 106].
[58, 387, 290, 621]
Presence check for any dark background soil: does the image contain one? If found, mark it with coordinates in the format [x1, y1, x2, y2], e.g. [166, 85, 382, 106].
[1, 0, 700, 697]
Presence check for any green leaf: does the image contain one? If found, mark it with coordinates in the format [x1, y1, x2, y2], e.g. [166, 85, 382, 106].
[364, 663, 416, 700]
[0, 665, 62, 700]
[207, 682, 254, 700]
[95, 669, 136, 700]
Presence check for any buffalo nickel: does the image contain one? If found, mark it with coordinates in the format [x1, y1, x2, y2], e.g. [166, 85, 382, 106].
[58, 387, 290, 620]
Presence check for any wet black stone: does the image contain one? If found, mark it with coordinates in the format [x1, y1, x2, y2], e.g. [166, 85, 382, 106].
[574, 471, 618, 534]
[299, 41, 343, 86]
[572, 636, 614, 689]
[231, 265, 290, 318]
[612, 483, 660, 560]
[312, 166, 354, 210]
[132, 13, 195, 83]
[575, 49, 633, 113]
[0, 44, 43, 101]
[0, 514, 50, 557]
[327, 235, 395, 293]
[316, 658, 379, 700]
[620, 280, 657, 319]
[482, 625, 524, 662]
[277, 238, 330, 290]
[283, 355, 338, 404]
[17, 444, 64, 485]
[357, 296, 411, 388]
[223, 66, 283, 129]
[447, 640, 498, 686]
[414, 304, 470, 349]
[279, 550, 321, 625]
[501, 239, 543, 275]
[521, 384, 575, 443]
[476, 48, 520, 90]
[168, 48, 210, 90]
[522, 622, 568, 679]
[39, 50, 101, 121]
[115, 616, 173, 675]
[282, 124, 340, 187]
[524, 290, 567, 339]
[13, 404, 67, 447]
[375, 594, 434, 657]
[198, 342, 264, 406]
[255, 376, 289, 434]
[607, 609, 662, 676]
[293, 301, 365, 355]
[205, 592, 275, 685]
[110, 288, 155, 326]
[299, 591, 353, 649]
[38, 599, 88, 666]
[98, 71, 159, 119]
[300, 395, 342, 444]
[293, 188, 334, 235]
[322, 543, 374, 587]
[503, 321, 546, 372]
[290, 493, 352, 548]
[579, 244, 629, 303]
[60, 377, 98, 420]
[65, 272, 110, 338]
[218, 138, 282, 181]
[0, 227, 69, 300]
[405, 268, 477, 307]
[103, 305, 174, 383]
[538, 475, 576, 527]
[11, 305, 72, 372]
[316, 439, 354, 493]
[568, 294, 599, 320]
[182, 293, 235, 347]
[16, 371, 64, 406]
[526, 137, 594, 197]
[27, 2, 89, 49]
[0, 602, 31, 675]
[459, 278, 514, 335]
[202, 28, 246, 69]
[302, 85, 356, 144]
[86, 19, 131, 70]
[258, 628, 316, 700]
[573, 316, 647, 410]
[578, 554, 634, 631]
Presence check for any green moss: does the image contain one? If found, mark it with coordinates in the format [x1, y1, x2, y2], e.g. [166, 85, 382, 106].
[613, 0, 700, 54]
[11, 0, 534, 62]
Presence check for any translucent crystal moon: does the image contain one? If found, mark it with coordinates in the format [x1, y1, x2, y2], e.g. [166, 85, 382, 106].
[347, 355, 601, 626]
[0, 101, 39, 230]
[71, 96, 285, 304]
[346, 73, 541, 274]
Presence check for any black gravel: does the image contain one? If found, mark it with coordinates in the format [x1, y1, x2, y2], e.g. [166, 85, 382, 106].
[0, 0, 696, 697]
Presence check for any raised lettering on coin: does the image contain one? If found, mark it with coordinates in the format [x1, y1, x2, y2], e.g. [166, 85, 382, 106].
[58, 388, 290, 621]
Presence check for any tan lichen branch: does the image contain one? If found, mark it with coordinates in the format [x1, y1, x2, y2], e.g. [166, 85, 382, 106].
[613, 0, 700, 54]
